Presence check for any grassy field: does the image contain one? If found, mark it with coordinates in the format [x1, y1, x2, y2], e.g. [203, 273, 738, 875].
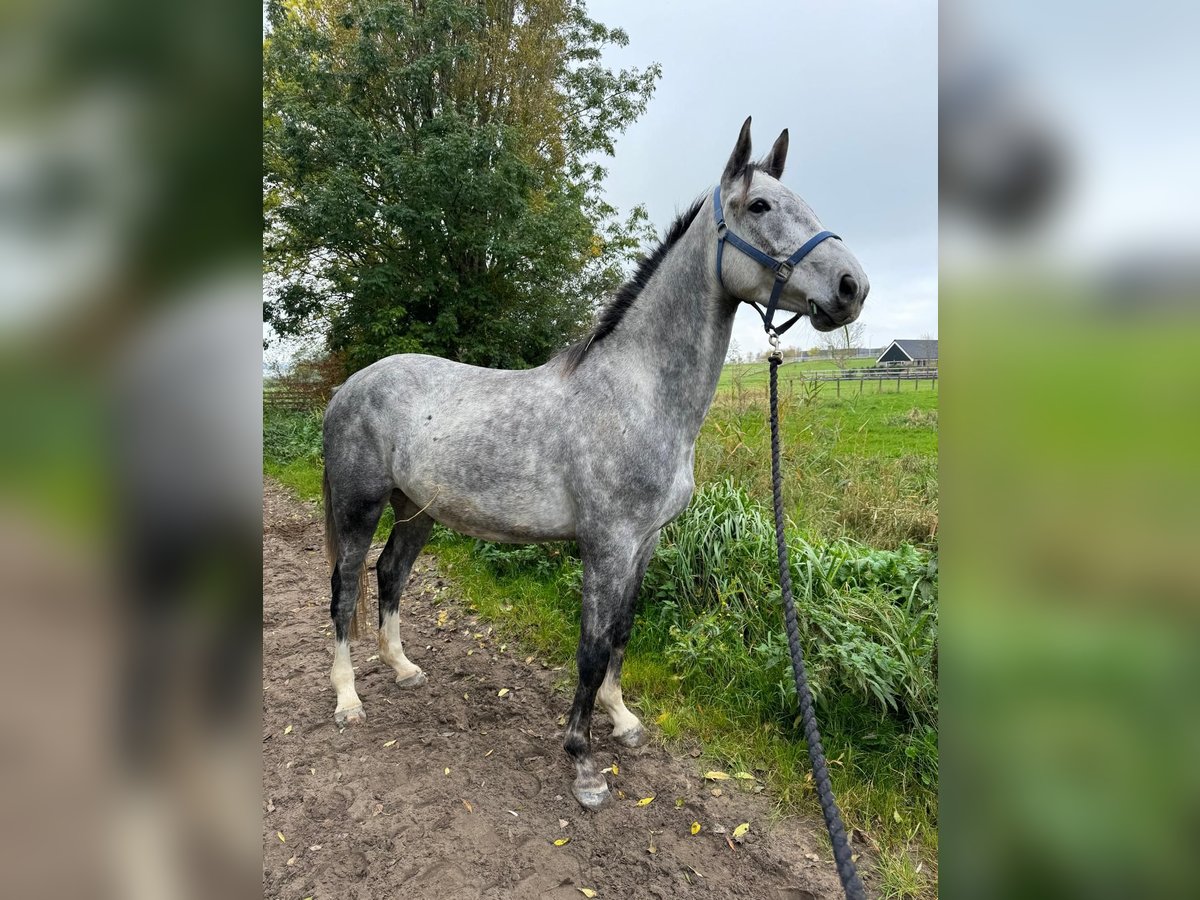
[264, 363, 938, 896]
[705, 368, 938, 548]
[722, 355, 879, 381]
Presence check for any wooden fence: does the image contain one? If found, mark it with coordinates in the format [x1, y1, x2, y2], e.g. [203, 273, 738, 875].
[264, 356, 345, 411]
[264, 384, 331, 410]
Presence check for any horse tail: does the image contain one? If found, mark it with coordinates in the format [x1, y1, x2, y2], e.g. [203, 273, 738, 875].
[323, 466, 369, 640]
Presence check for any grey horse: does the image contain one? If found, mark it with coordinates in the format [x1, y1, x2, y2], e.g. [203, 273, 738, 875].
[321, 117, 868, 809]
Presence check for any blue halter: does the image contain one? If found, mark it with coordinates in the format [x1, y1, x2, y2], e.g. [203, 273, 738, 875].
[712, 184, 840, 338]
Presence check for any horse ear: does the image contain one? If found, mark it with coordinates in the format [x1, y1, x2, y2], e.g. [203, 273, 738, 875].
[722, 116, 753, 184]
[762, 128, 789, 180]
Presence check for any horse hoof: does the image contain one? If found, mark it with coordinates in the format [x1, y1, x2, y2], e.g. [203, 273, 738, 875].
[396, 669, 427, 689]
[613, 725, 649, 749]
[572, 777, 611, 810]
[334, 705, 366, 728]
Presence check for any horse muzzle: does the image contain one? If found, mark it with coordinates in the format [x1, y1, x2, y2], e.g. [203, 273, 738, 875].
[808, 277, 868, 332]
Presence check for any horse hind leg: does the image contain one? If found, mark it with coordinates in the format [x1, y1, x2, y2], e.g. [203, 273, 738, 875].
[325, 471, 389, 728]
[377, 492, 434, 688]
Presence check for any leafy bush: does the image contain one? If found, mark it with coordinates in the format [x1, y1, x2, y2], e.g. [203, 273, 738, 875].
[263, 407, 323, 467]
[472, 541, 581, 591]
[644, 481, 938, 733]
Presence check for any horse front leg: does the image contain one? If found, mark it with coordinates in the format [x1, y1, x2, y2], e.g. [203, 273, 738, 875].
[596, 530, 659, 749]
[564, 536, 646, 809]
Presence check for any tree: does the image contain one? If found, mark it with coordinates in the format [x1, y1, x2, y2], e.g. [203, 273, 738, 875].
[819, 321, 869, 369]
[263, 0, 660, 372]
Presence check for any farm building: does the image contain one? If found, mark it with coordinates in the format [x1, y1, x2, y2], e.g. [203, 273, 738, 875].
[876, 339, 938, 367]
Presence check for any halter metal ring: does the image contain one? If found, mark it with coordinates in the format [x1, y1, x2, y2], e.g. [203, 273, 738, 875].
[775, 261, 793, 281]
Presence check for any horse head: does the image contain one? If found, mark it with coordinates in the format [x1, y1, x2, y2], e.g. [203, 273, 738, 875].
[715, 117, 869, 333]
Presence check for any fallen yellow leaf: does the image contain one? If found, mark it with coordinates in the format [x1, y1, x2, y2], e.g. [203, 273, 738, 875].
[611, 763, 619, 775]
[277, 831, 286, 843]
[498, 688, 509, 697]
[554, 837, 571, 846]
[283, 724, 293, 735]
[462, 799, 473, 813]
[383, 739, 396, 748]
[484, 749, 494, 757]
[579, 889, 597, 898]
[444, 767, 451, 776]
[734, 771, 754, 780]
[636, 796, 654, 806]
[732, 822, 750, 840]
[704, 771, 730, 781]
[691, 821, 701, 835]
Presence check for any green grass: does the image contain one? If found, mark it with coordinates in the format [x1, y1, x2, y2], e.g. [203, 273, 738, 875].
[699, 376, 938, 548]
[263, 373, 939, 892]
[263, 406, 325, 498]
[876, 846, 930, 899]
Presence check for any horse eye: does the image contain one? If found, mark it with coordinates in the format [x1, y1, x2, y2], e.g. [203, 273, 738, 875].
[748, 199, 771, 214]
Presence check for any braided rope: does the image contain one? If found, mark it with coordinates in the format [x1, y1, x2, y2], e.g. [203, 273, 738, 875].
[769, 356, 867, 900]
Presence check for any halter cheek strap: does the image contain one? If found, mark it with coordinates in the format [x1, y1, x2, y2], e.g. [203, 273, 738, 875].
[713, 185, 840, 338]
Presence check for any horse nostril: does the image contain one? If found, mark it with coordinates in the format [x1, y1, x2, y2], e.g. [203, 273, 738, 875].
[839, 274, 858, 301]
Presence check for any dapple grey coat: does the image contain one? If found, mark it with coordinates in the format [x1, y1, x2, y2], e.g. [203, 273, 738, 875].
[320, 118, 867, 809]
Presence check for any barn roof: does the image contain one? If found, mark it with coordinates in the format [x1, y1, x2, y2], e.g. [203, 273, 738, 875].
[877, 339, 938, 362]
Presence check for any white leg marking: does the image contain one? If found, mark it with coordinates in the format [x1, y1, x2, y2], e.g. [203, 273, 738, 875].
[379, 611, 423, 682]
[597, 667, 642, 739]
[330, 639, 362, 716]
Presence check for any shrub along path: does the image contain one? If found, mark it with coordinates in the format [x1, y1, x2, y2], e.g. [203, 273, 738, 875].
[263, 478, 871, 900]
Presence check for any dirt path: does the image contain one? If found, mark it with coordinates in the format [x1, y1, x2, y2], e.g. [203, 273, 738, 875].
[263, 479, 867, 899]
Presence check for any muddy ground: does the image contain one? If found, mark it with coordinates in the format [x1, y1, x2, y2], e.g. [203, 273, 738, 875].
[263, 479, 874, 899]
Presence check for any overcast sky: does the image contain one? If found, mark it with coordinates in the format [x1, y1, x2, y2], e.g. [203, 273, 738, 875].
[585, 0, 937, 354]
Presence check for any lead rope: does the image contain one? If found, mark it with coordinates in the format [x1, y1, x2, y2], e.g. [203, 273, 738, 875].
[768, 350, 868, 900]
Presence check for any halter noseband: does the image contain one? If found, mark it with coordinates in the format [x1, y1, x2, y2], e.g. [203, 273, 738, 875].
[712, 184, 840, 339]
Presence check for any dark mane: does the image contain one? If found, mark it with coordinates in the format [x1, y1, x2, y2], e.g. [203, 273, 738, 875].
[560, 195, 707, 373]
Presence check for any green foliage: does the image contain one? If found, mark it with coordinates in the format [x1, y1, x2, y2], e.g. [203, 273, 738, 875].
[644, 481, 938, 730]
[263, 406, 324, 467]
[472, 539, 581, 589]
[876, 847, 929, 899]
[263, 0, 660, 371]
